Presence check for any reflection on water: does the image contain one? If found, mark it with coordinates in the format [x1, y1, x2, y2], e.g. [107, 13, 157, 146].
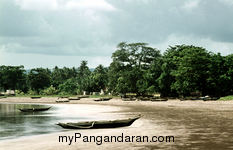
[0, 103, 119, 140]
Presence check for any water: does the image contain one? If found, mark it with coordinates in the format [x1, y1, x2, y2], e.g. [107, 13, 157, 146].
[0, 103, 119, 140]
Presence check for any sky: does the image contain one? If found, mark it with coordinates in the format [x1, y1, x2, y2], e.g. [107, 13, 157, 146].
[1, 0, 233, 69]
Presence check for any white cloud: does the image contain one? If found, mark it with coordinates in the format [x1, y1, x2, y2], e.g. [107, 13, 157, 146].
[2, 0, 233, 69]
[155, 34, 233, 56]
[65, 0, 117, 11]
[219, 0, 233, 6]
[180, 0, 200, 12]
[0, 51, 112, 69]
[0, 42, 22, 53]
[14, 0, 59, 10]
[14, 0, 117, 11]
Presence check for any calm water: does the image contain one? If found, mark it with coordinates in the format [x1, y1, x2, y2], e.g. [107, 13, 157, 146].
[0, 103, 119, 140]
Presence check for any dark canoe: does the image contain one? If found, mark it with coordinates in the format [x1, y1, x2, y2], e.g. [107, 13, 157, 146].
[59, 96, 69, 98]
[101, 97, 111, 101]
[94, 98, 102, 101]
[19, 106, 52, 112]
[56, 115, 141, 129]
[139, 97, 151, 101]
[94, 97, 112, 101]
[31, 96, 41, 99]
[68, 97, 80, 100]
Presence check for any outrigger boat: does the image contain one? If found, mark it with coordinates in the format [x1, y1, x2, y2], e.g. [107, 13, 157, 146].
[55, 115, 141, 129]
[19, 106, 52, 112]
[94, 97, 112, 102]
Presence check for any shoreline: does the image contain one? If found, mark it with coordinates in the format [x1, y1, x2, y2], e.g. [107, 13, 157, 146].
[1, 97, 233, 149]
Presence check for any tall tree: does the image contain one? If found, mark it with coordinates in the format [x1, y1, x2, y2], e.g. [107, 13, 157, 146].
[89, 65, 108, 92]
[108, 42, 161, 95]
[51, 66, 77, 88]
[27, 68, 51, 93]
[207, 53, 226, 97]
[161, 45, 212, 97]
[220, 54, 233, 96]
[0, 65, 27, 92]
[77, 61, 91, 92]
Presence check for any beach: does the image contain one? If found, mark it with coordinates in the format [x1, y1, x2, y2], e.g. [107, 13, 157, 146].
[1, 97, 233, 150]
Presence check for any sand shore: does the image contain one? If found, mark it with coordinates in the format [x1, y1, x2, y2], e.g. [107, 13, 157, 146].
[1, 97, 233, 150]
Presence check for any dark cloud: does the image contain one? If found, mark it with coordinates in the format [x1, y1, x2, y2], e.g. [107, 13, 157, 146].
[106, 0, 233, 44]
[1, 0, 233, 68]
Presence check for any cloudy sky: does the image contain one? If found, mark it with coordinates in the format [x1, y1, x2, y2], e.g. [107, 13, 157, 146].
[1, 0, 233, 69]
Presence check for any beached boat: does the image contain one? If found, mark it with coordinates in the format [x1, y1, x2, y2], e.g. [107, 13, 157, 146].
[31, 96, 41, 99]
[93, 98, 102, 101]
[68, 97, 80, 100]
[56, 115, 141, 129]
[59, 96, 69, 98]
[19, 106, 51, 112]
[122, 98, 136, 101]
[139, 97, 150, 101]
[151, 99, 168, 102]
[55, 99, 70, 103]
[94, 97, 112, 101]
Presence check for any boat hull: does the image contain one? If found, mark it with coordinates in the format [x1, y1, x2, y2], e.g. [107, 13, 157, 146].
[56, 115, 140, 129]
[19, 107, 51, 112]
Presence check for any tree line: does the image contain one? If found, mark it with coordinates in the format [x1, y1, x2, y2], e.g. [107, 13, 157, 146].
[1, 42, 233, 97]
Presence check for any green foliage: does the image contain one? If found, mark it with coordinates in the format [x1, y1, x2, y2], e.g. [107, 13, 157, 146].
[0, 65, 27, 92]
[27, 68, 51, 93]
[27, 90, 38, 95]
[219, 95, 233, 101]
[108, 42, 161, 95]
[40, 86, 58, 95]
[58, 78, 78, 95]
[15, 90, 25, 95]
[2, 42, 233, 98]
[89, 65, 108, 92]
[169, 45, 212, 96]
[51, 66, 77, 88]
[76, 61, 91, 92]
[156, 45, 213, 97]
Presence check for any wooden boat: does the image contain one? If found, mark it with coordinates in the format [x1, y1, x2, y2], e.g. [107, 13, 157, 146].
[59, 96, 69, 98]
[94, 97, 112, 101]
[203, 97, 219, 101]
[151, 99, 168, 102]
[68, 97, 80, 100]
[139, 97, 150, 101]
[56, 115, 141, 129]
[56, 99, 70, 103]
[94, 98, 102, 101]
[19, 106, 51, 112]
[122, 98, 136, 101]
[31, 96, 41, 99]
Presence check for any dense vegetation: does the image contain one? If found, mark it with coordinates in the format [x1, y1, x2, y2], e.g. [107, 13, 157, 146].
[1, 42, 233, 98]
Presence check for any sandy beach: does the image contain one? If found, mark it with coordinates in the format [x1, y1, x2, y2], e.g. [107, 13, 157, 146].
[1, 97, 233, 150]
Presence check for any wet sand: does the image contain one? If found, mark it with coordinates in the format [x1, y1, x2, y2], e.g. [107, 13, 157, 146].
[1, 97, 233, 150]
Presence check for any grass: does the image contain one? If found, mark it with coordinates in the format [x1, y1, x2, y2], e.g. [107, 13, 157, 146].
[218, 95, 233, 101]
[89, 95, 119, 98]
[7, 94, 120, 98]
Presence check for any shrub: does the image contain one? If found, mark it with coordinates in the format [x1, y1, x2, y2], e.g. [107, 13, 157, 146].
[41, 86, 58, 95]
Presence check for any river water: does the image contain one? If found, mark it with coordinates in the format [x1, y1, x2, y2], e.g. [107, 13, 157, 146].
[0, 103, 120, 140]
